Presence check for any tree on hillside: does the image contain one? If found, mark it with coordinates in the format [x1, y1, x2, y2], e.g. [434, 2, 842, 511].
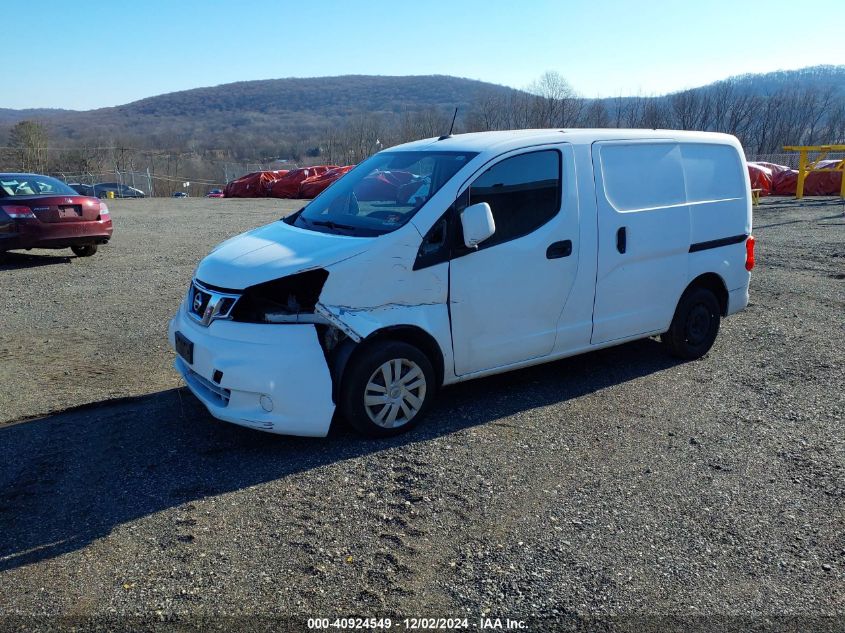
[9, 120, 48, 173]
[396, 108, 453, 144]
[467, 71, 583, 132]
[526, 71, 583, 127]
[582, 99, 610, 127]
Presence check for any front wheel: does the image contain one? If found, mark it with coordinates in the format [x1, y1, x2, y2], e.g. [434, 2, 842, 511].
[340, 340, 435, 437]
[661, 287, 721, 359]
[71, 244, 98, 257]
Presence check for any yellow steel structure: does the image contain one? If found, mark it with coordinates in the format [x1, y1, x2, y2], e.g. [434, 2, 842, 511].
[782, 145, 845, 199]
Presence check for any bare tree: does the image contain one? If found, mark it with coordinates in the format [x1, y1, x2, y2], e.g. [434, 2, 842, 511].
[396, 108, 452, 143]
[641, 99, 671, 129]
[8, 120, 48, 172]
[526, 71, 583, 127]
[669, 89, 713, 130]
[821, 102, 845, 144]
[583, 99, 610, 127]
[619, 95, 647, 127]
[466, 91, 509, 131]
[340, 114, 384, 164]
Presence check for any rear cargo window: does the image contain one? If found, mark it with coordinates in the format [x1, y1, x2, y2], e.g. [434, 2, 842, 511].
[468, 149, 561, 248]
[600, 143, 686, 212]
[681, 143, 745, 202]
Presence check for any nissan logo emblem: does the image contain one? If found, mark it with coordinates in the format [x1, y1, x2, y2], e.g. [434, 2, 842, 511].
[192, 290, 204, 313]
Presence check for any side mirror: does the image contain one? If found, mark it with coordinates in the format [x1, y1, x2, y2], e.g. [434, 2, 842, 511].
[460, 202, 496, 249]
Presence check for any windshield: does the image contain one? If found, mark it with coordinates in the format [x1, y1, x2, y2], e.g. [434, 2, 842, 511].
[0, 175, 78, 197]
[291, 150, 477, 236]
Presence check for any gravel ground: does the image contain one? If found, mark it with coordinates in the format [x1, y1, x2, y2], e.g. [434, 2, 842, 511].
[0, 196, 843, 631]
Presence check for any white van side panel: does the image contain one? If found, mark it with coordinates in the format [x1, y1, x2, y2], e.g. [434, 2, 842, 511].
[591, 138, 752, 345]
[683, 141, 752, 296]
[591, 141, 691, 344]
[315, 132, 751, 387]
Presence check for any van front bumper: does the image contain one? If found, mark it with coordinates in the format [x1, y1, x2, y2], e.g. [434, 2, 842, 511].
[168, 306, 336, 437]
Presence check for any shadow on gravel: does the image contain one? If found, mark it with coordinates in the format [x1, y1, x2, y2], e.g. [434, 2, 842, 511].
[760, 197, 845, 209]
[0, 338, 680, 572]
[0, 251, 73, 269]
[755, 212, 844, 230]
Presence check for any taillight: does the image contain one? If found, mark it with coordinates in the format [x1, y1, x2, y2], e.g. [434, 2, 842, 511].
[745, 235, 755, 271]
[98, 202, 110, 220]
[1, 205, 36, 219]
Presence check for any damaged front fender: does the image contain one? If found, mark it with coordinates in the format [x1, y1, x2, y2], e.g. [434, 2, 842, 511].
[312, 232, 454, 382]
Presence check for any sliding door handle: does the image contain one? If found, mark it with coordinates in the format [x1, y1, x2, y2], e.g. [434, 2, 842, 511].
[616, 227, 627, 254]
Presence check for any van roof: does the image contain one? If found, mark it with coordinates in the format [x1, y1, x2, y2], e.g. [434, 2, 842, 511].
[391, 129, 742, 154]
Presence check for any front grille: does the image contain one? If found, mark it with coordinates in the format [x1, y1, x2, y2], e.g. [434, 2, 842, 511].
[190, 286, 211, 318]
[187, 280, 240, 326]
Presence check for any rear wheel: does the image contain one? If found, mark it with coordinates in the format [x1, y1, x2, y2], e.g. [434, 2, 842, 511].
[340, 340, 435, 437]
[661, 286, 721, 359]
[71, 244, 98, 257]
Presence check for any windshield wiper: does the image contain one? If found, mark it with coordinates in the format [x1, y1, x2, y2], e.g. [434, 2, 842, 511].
[310, 219, 356, 231]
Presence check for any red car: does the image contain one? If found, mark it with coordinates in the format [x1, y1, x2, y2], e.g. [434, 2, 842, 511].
[206, 188, 224, 198]
[0, 173, 113, 257]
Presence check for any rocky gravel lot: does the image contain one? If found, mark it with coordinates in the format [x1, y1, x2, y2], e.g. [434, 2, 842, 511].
[0, 196, 843, 631]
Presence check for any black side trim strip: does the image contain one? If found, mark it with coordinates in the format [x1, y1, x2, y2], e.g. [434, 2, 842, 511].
[689, 233, 748, 253]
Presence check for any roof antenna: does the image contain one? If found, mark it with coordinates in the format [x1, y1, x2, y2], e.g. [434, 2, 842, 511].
[439, 108, 458, 140]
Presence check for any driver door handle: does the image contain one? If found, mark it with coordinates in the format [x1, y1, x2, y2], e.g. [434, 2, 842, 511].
[546, 240, 572, 259]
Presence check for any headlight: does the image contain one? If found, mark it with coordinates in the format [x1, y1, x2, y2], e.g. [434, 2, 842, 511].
[231, 269, 329, 323]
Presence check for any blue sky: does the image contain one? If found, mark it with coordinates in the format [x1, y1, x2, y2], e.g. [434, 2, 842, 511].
[7, 0, 845, 110]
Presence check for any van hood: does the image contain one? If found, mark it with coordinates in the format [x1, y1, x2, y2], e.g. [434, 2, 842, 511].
[195, 220, 373, 289]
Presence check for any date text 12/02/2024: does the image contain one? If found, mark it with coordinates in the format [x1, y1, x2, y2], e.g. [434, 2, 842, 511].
[306, 617, 528, 629]
[307, 617, 527, 631]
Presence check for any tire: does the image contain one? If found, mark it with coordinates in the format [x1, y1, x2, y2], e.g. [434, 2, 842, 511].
[661, 286, 721, 359]
[340, 340, 436, 437]
[71, 244, 98, 257]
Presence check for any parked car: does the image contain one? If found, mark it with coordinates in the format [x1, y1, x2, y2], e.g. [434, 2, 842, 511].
[67, 182, 95, 197]
[169, 129, 754, 438]
[172, 191, 189, 198]
[0, 173, 112, 257]
[94, 182, 145, 199]
[206, 189, 224, 198]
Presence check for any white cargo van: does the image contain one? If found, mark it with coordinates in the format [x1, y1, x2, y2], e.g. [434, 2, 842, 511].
[169, 129, 754, 437]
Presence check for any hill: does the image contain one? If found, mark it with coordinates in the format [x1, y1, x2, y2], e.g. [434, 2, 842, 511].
[714, 65, 845, 97]
[0, 108, 73, 125]
[1, 66, 843, 166]
[0, 75, 521, 154]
